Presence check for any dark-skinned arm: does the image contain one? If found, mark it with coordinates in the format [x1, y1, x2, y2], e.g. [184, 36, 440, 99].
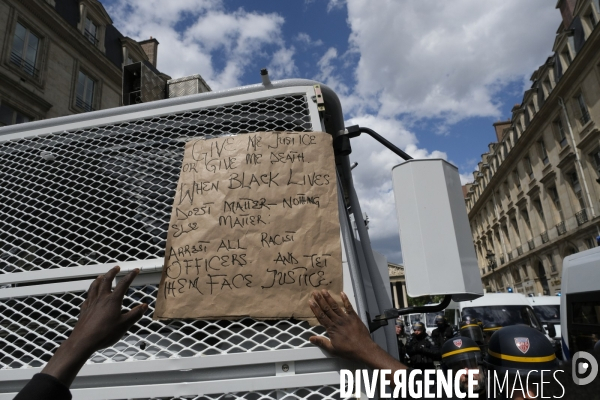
[308, 289, 407, 384]
[15, 266, 147, 399]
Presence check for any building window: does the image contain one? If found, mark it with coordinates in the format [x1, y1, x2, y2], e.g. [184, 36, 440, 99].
[522, 209, 532, 239]
[533, 199, 547, 231]
[549, 186, 564, 222]
[584, 237, 596, 249]
[76, 71, 95, 112]
[547, 255, 556, 273]
[0, 102, 30, 126]
[83, 17, 98, 45]
[522, 265, 528, 278]
[585, 10, 598, 34]
[577, 93, 591, 125]
[513, 169, 521, 190]
[524, 157, 534, 179]
[554, 118, 567, 148]
[543, 79, 552, 98]
[568, 171, 586, 211]
[561, 48, 572, 69]
[10, 22, 40, 77]
[592, 150, 600, 178]
[538, 139, 549, 165]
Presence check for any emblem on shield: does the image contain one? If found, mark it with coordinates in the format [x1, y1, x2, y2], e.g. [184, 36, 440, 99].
[514, 337, 530, 354]
[453, 339, 463, 348]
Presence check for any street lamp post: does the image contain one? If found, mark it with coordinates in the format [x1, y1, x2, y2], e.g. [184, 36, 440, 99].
[486, 249, 497, 292]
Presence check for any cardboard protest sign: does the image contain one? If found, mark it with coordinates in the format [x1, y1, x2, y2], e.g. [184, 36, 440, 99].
[154, 131, 343, 322]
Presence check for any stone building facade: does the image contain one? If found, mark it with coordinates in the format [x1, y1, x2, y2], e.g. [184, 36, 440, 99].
[464, 0, 600, 296]
[0, 0, 167, 126]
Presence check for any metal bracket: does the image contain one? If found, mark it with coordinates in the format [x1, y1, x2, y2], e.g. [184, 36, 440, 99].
[312, 85, 325, 112]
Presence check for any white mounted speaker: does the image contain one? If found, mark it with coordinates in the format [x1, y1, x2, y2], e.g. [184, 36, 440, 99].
[392, 159, 483, 302]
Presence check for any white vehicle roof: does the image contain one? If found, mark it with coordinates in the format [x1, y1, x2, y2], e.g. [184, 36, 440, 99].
[458, 293, 530, 308]
[562, 246, 600, 295]
[527, 296, 560, 306]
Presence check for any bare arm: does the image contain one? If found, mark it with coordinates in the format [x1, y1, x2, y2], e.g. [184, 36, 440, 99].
[308, 289, 407, 375]
[40, 266, 147, 388]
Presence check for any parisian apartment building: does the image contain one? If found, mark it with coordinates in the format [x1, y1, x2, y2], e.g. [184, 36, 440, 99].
[0, 0, 193, 127]
[464, 0, 600, 296]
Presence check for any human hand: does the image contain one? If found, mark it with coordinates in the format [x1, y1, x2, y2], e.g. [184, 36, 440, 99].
[69, 266, 148, 354]
[41, 266, 147, 387]
[308, 290, 376, 362]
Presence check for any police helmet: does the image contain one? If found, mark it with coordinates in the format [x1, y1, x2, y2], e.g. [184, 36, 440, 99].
[435, 315, 447, 324]
[413, 321, 425, 332]
[460, 320, 485, 344]
[483, 322, 502, 333]
[484, 325, 558, 375]
[441, 336, 482, 371]
[396, 318, 404, 326]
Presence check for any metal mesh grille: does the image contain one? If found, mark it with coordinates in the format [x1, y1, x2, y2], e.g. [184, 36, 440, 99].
[0, 284, 326, 369]
[131, 386, 340, 400]
[0, 95, 312, 274]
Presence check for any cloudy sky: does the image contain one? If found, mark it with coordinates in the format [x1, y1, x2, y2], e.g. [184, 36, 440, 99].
[102, 0, 562, 264]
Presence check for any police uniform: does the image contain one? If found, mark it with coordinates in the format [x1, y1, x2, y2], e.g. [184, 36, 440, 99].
[431, 315, 455, 349]
[406, 322, 438, 370]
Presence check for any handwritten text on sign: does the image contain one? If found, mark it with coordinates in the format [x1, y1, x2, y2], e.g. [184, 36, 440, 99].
[154, 132, 342, 321]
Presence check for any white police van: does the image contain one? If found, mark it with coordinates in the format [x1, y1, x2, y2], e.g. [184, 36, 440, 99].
[560, 246, 600, 360]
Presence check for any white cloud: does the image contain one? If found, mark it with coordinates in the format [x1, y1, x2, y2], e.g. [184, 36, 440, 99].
[106, 0, 295, 90]
[345, 0, 561, 123]
[268, 47, 298, 79]
[295, 32, 323, 47]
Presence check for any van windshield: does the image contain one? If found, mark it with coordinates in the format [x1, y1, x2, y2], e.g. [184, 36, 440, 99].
[426, 312, 440, 326]
[462, 306, 543, 331]
[532, 305, 560, 323]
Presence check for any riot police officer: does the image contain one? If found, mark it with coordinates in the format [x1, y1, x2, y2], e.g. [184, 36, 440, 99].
[431, 314, 454, 348]
[484, 325, 559, 399]
[440, 336, 486, 398]
[395, 318, 409, 364]
[406, 321, 438, 370]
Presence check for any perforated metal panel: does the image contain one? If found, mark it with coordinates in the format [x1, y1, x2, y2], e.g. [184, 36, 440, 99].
[0, 95, 312, 274]
[0, 284, 325, 370]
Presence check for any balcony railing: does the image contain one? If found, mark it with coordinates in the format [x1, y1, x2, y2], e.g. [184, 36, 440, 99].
[541, 231, 549, 243]
[500, 256, 505, 265]
[527, 239, 535, 251]
[508, 253, 514, 261]
[576, 209, 588, 226]
[9, 51, 39, 78]
[556, 221, 567, 236]
[516, 246, 523, 256]
[75, 97, 94, 112]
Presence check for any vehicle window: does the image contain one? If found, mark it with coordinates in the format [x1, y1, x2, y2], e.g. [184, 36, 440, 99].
[462, 306, 544, 332]
[532, 305, 560, 323]
[568, 295, 600, 354]
[426, 312, 439, 326]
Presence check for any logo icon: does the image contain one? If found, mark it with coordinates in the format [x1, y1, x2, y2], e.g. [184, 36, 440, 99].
[573, 351, 599, 386]
[453, 339, 462, 348]
[514, 338, 530, 354]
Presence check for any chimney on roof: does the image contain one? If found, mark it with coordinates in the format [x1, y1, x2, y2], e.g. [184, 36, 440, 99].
[493, 120, 511, 142]
[556, 0, 577, 31]
[138, 37, 159, 67]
